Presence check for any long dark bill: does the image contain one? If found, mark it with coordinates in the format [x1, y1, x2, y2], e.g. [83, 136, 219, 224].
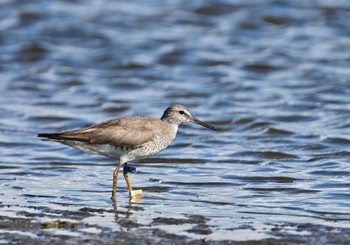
[191, 118, 217, 130]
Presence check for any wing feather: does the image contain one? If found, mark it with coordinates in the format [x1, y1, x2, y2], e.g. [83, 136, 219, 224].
[39, 116, 156, 148]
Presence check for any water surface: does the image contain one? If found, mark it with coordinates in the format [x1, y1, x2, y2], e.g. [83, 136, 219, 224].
[1, 0, 350, 244]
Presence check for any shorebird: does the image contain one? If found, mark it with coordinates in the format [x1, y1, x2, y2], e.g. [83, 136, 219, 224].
[38, 104, 216, 201]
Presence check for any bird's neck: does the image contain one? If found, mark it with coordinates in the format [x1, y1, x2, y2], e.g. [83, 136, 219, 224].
[160, 117, 179, 136]
[160, 116, 181, 126]
[165, 123, 179, 145]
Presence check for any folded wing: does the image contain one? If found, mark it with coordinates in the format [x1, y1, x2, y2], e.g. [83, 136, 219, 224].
[38, 117, 155, 148]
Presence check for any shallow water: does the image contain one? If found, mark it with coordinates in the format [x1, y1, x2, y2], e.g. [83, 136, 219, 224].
[1, 0, 350, 244]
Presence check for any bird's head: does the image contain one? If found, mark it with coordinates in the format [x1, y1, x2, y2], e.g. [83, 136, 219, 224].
[161, 104, 216, 130]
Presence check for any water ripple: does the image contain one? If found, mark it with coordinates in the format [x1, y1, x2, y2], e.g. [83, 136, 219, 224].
[1, 0, 350, 243]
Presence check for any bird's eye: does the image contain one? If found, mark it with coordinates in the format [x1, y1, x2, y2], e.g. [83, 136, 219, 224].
[179, 110, 185, 115]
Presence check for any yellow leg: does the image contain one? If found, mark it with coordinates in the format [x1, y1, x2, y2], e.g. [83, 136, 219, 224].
[112, 162, 122, 202]
[123, 171, 133, 193]
[123, 165, 143, 197]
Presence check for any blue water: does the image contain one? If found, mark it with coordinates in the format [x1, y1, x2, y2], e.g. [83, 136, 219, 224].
[1, 0, 350, 243]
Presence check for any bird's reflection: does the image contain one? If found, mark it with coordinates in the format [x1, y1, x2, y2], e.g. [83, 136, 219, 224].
[112, 194, 143, 223]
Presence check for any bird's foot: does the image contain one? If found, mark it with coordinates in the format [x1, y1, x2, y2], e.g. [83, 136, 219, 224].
[130, 189, 143, 197]
[129, 189, 142, 203]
